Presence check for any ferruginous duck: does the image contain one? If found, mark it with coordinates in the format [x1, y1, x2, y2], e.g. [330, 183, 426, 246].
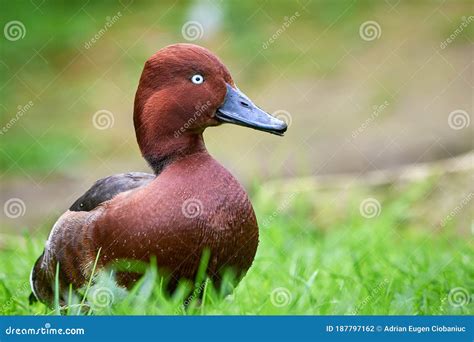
[30, 43, 287, 306]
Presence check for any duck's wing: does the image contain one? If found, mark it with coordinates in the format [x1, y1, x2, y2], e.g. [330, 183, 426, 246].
[30, 172, 155, 305]
[69, 172, 155, 211]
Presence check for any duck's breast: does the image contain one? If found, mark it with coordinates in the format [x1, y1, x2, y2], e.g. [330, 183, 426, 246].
[91, 152, 259, 282]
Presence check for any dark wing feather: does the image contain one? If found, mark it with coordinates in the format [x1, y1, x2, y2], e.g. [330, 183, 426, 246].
[29, 172, 154, 305]
[69, 172, 155, 211]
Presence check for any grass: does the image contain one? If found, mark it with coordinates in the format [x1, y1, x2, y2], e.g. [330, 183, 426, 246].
[0, 178, 472, 315]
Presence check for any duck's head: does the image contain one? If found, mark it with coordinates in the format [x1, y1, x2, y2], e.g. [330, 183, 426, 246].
[134, 43, 287, 171]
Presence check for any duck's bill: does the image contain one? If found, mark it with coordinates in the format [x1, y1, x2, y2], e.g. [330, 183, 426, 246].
[216, 84, 287, 136]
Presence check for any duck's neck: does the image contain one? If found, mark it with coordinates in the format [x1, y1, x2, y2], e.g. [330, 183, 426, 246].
[142, 133, 207, 175]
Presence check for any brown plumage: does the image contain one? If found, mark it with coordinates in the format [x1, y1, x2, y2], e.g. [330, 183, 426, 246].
[30, 44, 287, 306]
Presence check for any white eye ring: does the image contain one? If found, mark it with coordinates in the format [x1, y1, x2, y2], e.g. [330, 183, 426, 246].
[191, 74, 204, 84]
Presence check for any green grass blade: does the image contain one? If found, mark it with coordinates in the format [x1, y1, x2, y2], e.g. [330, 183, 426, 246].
[54, 263, 60, 315]
[76, 248, 102, 315]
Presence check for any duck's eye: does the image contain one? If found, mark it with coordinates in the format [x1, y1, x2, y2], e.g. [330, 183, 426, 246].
[191, 74, 204, 84]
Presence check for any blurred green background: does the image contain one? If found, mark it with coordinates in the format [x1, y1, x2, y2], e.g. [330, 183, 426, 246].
[0, 0, 472, 315]
[1, 0, 472, 229]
